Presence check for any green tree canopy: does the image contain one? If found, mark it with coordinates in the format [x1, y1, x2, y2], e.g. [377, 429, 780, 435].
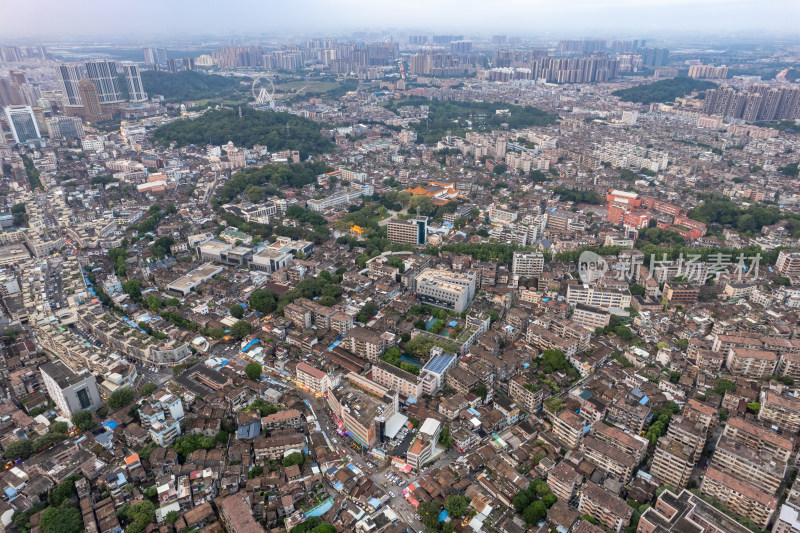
[245, 362, 262, 380]
[230, 320, 253, 339]
[39, 506, 82, 533]
[108, 387, 136, 409]
[71, 410, 96, 432]
[230, 304, 245, 319]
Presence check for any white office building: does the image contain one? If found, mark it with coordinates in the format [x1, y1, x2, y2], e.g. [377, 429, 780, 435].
[40, 361, 102, 415]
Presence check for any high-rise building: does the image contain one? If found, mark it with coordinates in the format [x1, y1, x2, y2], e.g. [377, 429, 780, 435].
[45, 116, 84, 139]
[512, 251, 544, 278]
[0, 47, 21, 62]
[40, 361, 102, 415]
[84, 59, 123, 104]
[776, 250, 800, 277]
[142, 47, 168, 65]
[57, 64, 85, 107]
[123, 64, 147, 102]
[0, 78, 23, 107]
[77, 77, 109, 123]
[9, 70, 25, 86]
[639, 47, 670, 67]
[387, 216, 428, 245]
[4, 105, 41, 144]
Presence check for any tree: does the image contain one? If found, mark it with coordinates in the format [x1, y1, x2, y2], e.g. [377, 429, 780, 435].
[230, 320, 252, 339]
[165, 510, 179, 523]
[49, 474, 82, 506]
[50, 422, 69, 435]
[513, 492, 532, 513]
[245, 362, 262, 380]
[408, 195, 434, 215]
[747, 402, 761, 414]
[282, 452, 305, 467]
[140, 382, 157, 396]
[445, 495, 470, 518]
[522, 501, 547, 525]
[108, 387, 136, 409]
[249, 288, 278, 313]
[630, 283, 645, 296]
[313, 524, 337, 533]
[122, 500, 156, 533]
[172, 434, 215, 461]
[357, 302, 378, 323]
[230, 304, 245, 319]
[418, 500, 443, 529]
[71, 410, 96, 432]
[4, 439, 33, 461]
[474, 385, 488, 402]
[713, 379, 736, 395]
[39, 506, 82, 533]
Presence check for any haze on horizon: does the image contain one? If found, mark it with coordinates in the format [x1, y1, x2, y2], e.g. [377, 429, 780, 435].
[2, 0, 799, 42]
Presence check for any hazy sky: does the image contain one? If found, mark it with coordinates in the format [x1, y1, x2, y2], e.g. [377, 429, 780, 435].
[3, 0, 799, 41]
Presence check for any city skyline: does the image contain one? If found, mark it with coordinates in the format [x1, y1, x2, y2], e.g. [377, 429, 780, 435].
[2, 0, 800, 40]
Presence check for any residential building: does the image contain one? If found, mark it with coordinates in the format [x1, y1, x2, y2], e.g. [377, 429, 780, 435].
[638, 488, 751, 533]
[579, 481, 633, 533]
[295, 362, 330, 395]
[683, 399, 719, 433]
[711, 435, 786, 494]
[253, 434, 305, 461]
[553, 410, 585, 449]
[580, 435, 638, 482]
[261, 409, 303, 431]
[663, 283, 700, 305]
[665, 416, 707, 455]
[700, 467, 777, 530]
[217, 493, 266, 533]
[548, 461, 581, 501]
[326, 373, 397, 448]
[122, 63, 147, 102]
[512, 251, 544, 278]
[721, 416, 793, 463]
[371, 360, 424, 399]
[343, 327, 388, 362]
[566, 284, 631, 310]
[139, 393, 184, 446]
[650, 437, 696, 489]
[84, 59, 123, 103]
[406, 418, 442, 470]
[571, 303, 611, 330]
[725, 348, 778, 378]
[776, 250, 800, 277]
[508, 375, 543, 413]
[759, 391, 800, 433]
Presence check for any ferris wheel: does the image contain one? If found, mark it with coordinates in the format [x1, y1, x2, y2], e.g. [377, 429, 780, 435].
[251, 76, 275, 110]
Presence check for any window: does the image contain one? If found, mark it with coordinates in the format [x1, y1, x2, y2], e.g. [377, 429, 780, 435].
[76, 387, 92, 410]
